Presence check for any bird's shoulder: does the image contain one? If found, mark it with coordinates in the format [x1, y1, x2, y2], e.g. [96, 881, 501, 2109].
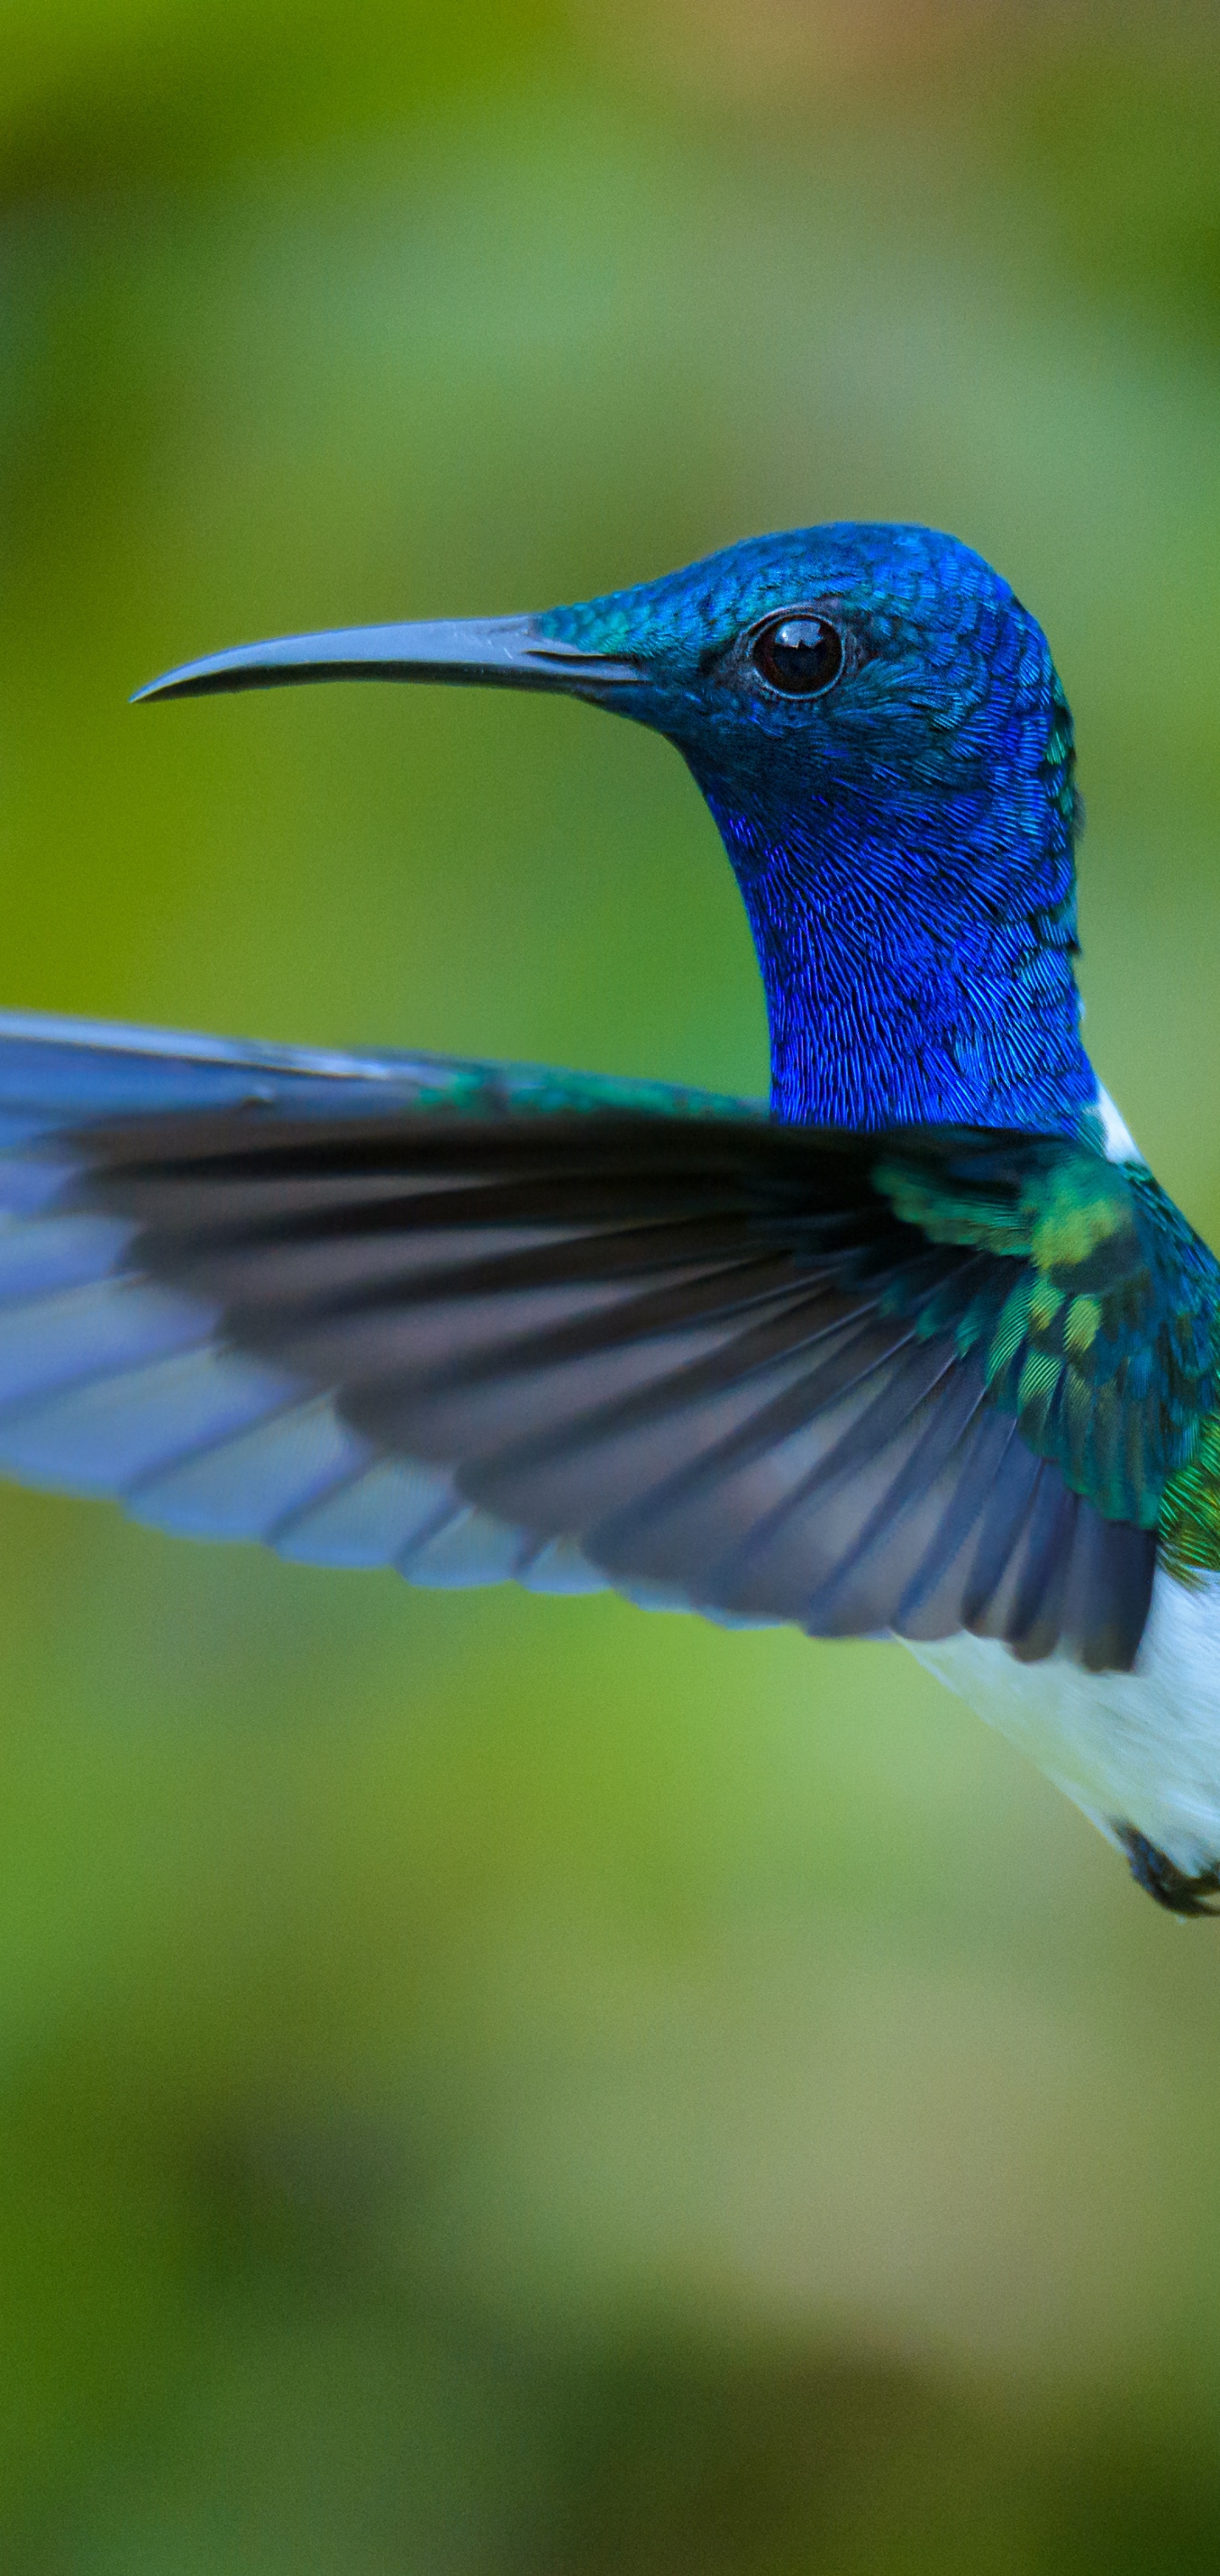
[0, 1011, 1217, 1668]
[860, 1123, 1220, 1535]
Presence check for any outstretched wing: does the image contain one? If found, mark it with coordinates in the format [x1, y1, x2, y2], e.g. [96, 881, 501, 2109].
[2, 1011, 1211, 1674]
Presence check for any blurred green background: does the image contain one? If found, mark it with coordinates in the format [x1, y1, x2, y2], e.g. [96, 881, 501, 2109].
[5, 3, 1220, 2566]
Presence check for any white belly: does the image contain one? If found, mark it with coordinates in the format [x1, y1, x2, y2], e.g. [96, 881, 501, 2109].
[908, 1566, 1220, 1875]
[913, 1078, 1220, 1879]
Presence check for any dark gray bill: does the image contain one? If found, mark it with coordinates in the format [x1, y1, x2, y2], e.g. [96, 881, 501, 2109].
[133, 615, 640, 703]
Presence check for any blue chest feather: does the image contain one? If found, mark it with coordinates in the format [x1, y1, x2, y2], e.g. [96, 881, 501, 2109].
[702, 753, 1091, 1131]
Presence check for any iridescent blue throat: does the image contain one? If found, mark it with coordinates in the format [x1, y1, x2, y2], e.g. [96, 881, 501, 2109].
[697, 768, 1097, 1133]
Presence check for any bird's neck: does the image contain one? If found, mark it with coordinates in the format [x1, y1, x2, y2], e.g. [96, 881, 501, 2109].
[701, 784, 1097, 1134]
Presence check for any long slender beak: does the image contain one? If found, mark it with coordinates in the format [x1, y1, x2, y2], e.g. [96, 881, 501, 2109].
[133, 615, 641, 704]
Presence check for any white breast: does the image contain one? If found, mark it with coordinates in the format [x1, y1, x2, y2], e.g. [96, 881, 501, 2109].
[1094, 1084, 1140, 1163]
[905, 1080, 1220, 1874]
[907, 1571, 1220, 1874]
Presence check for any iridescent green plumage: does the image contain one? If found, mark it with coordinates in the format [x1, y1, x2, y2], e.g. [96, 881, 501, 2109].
[1160, 1413, 1220, 1579]
[873, 1135, 1220, 1532]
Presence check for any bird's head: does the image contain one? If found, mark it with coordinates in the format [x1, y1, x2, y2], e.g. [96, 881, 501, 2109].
[139, 524, 1093, 1132]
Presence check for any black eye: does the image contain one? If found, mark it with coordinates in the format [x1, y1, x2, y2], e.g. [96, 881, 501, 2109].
[749, 613, 843, 698]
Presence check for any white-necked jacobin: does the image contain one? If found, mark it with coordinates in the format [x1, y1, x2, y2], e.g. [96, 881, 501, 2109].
[3, 523, 1217, 1913]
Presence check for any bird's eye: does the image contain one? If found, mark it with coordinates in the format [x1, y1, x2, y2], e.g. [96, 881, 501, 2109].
[749, 613, 843, 698]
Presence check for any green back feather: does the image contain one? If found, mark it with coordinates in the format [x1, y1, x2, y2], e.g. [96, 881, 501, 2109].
[872, 1135, 1219, 1541]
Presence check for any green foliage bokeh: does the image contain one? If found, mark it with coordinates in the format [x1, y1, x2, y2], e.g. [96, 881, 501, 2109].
[5, 6, 1220, 2567]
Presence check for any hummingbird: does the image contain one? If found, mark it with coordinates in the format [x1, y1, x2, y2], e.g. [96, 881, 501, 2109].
[1, 524, 1217, 1913]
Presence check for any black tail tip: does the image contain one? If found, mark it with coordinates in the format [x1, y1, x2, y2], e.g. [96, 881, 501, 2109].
[1117, 1824, 1220, 1917]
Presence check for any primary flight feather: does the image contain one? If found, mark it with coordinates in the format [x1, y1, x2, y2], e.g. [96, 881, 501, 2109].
[4, 522, 1219, 1913]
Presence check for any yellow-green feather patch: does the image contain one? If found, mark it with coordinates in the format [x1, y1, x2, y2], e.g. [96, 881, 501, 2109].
[1161, 1414, 1220, 1581]
[1018, 1349, 1062, 1408]
[1064, 1292, 1102, 1352]
[873, 1132, 1218, 1531]
[1029, 1169, 1128, 1270]
[1028, 1275, 1065, 1330]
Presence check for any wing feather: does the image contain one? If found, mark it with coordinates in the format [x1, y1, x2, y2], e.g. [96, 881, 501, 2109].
[0, 1009, 1178, 1668]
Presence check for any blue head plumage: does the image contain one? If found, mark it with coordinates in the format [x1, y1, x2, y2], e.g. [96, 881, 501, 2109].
[141, 523, 1096, 1135]
[535, 525, 1093, 1131]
